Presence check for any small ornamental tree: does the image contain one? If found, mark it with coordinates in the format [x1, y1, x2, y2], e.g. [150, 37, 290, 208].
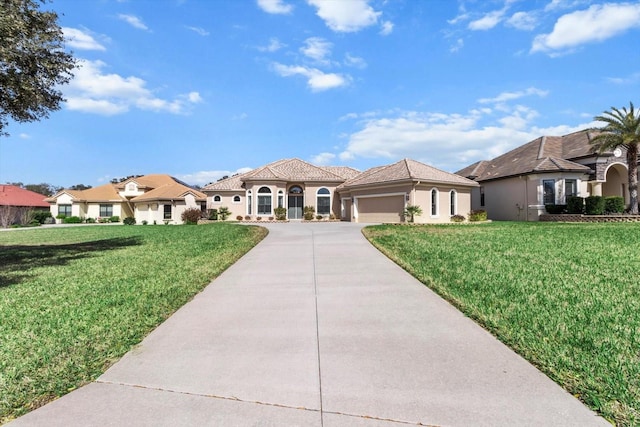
[403, 204, 423, 223]
[181, 208, 202, 224]
[218, 206, 231, 220]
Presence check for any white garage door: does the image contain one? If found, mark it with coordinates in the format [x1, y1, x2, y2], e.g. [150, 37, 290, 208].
[357, 196, 404, 223]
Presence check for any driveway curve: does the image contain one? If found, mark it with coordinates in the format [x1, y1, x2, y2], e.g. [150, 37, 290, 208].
[9, 222, 608, 426]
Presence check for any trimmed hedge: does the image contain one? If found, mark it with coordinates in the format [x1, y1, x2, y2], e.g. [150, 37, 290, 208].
[567, 196, 584, 214]
[604, 196, 624, 214]
[468, 210, 487, 222]
[585, 196, 605, 215]
[545, 204, 566, 214]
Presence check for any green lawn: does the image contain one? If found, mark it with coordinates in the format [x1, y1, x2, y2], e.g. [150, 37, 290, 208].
[363, 222, 640, 426]
[0, 223, 267, 423]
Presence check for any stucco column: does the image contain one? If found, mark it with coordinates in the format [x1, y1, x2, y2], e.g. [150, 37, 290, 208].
[591, 182, 603, 196]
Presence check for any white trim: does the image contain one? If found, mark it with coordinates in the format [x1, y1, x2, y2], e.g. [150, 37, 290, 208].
[449, 189, 457, 216]
[232, 194, 242, 204]
[316, 187, 331, 215]
[212, 194, 222, 203]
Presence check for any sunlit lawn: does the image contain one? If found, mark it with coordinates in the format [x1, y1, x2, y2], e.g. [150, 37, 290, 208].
[0, 223, 267, 423]
[364, 222, 639, 426]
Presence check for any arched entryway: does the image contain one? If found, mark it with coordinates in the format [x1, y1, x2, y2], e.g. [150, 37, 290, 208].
[288, 186, 303, 219]
[603, 163, 628, 204]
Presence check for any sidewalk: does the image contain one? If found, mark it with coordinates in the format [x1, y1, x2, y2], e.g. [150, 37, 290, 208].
[8, 222, 608, 426]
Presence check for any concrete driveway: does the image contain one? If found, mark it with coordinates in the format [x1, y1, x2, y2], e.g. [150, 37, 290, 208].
[8, 222, 608, 426]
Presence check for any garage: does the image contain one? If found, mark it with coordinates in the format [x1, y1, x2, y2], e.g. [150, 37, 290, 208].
[356, 195, 405, 223]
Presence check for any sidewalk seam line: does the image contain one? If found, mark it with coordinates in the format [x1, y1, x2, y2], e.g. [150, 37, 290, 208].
[311, 229, 324, 426]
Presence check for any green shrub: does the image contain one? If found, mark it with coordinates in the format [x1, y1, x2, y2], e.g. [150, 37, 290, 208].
[316, 215, 324, 220]
[181, 208, 202, 225]
[468, 210, 487, 222]
[303, 206, 315, 220]
[403, 204, 423, 223]
[545, 204, 566, 214]
[450, 214, 465, 223]
[604, 196, 624, 214]
[85, 217, 96, 224]
[274, 206, 287, 221]
[55, 213, 66, 220]
[63, 216, 82, 224]
[109, 216, 120, 223]
[33, 211, 52, 224]
[585, 196, 605, 215]
[142, 220, 148, 225]
[208, 209, 218, 220]
[566, 196, 584, 214]
[123, 217, 136, 225]
[218, 206, 231, 220]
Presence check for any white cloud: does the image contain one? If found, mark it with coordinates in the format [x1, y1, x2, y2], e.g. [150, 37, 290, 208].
[186, 26, 210, 36]
[506, 11, 538, 31]
[478, 87, 549, 104]
[310, 152, 336, 165]
[257, 0, 293, 14]
[65, 59, 202, 115]
[380, 21, 394, 36]
[532, 3, 640, 54]
[63, 27, 106, 51]
[307, 0, 381, 32]
[300, 37, 333, 64]
[177, 167, 253, 186]
[338, 106, 593, 172]
[118, 14, 149, 31]
[450, 38, 464, 53]
[468, 9, 506, 31]
[258, 37, 286, 52]
[272, 63, 350, 92]
[344, 53, 367, 69]
[606, 72, 640, 85]
[19, 133, 30, 139]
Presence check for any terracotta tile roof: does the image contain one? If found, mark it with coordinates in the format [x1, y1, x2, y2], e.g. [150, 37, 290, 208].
[457, 130, 594, 182]
[0, 185, 49, 207]
[46, 175, 204, 203]
[203, 159, 354, 192]
[242, 158, 347, 182]
[340, 159, 478, 189]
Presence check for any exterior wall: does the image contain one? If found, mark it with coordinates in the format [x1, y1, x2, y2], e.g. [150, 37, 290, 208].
[133, 196, 203, 225]
[208, 182, 342, 220]
[479, 173, 591, 221]
[339, 183, 474, 224]
[84, 203, 125, 220]
[50, 193, 82, 219]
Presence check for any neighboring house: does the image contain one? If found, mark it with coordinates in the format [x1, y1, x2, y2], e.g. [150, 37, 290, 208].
[0, 185, 50, 226]
[456, 129, 638, 221]
[204, 158, 478, 223]
[46, 174, 206, 224]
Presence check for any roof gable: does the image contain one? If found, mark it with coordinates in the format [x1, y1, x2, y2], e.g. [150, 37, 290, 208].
[341, 159, 478, 189]
[457, 130, 596, 182]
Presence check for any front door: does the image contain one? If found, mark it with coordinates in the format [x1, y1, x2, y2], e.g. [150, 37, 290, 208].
[288, 195, 303, 219]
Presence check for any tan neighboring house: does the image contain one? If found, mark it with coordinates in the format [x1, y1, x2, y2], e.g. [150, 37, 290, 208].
[204, 158, 478, 223]
[46, 174, 206, 224]
[456, 129, 638, 221]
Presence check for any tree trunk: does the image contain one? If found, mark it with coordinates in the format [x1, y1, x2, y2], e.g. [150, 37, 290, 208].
[627, 145, 639, 214]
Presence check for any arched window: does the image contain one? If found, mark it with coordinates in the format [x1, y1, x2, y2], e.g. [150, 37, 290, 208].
[289, 185, 303, 194]
[213, 195, 221, 203]
[233, 195, 241, 203]
[449, 190, 457, 216]
[431, 188, 439, 216]
[257, 187, 272, 215]
[246, 190, 252, 215]
[316, 188, 331, 215]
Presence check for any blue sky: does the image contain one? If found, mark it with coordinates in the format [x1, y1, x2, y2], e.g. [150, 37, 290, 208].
[1, 0, 640, 187]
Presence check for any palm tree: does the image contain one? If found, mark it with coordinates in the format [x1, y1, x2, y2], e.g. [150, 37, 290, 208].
[403, 204, 423, 223]
[590, 102, 640, 214]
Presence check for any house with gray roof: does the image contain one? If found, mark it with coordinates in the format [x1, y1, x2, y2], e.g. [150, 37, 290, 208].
[203, 158, 478, 223]
[456, 129, 636, 221]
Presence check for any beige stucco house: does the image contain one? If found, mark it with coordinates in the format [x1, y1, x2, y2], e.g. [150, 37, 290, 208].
[456, 130, 638, 221]
[46, 174, 206, 224]
[204, 158, 478, 223]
